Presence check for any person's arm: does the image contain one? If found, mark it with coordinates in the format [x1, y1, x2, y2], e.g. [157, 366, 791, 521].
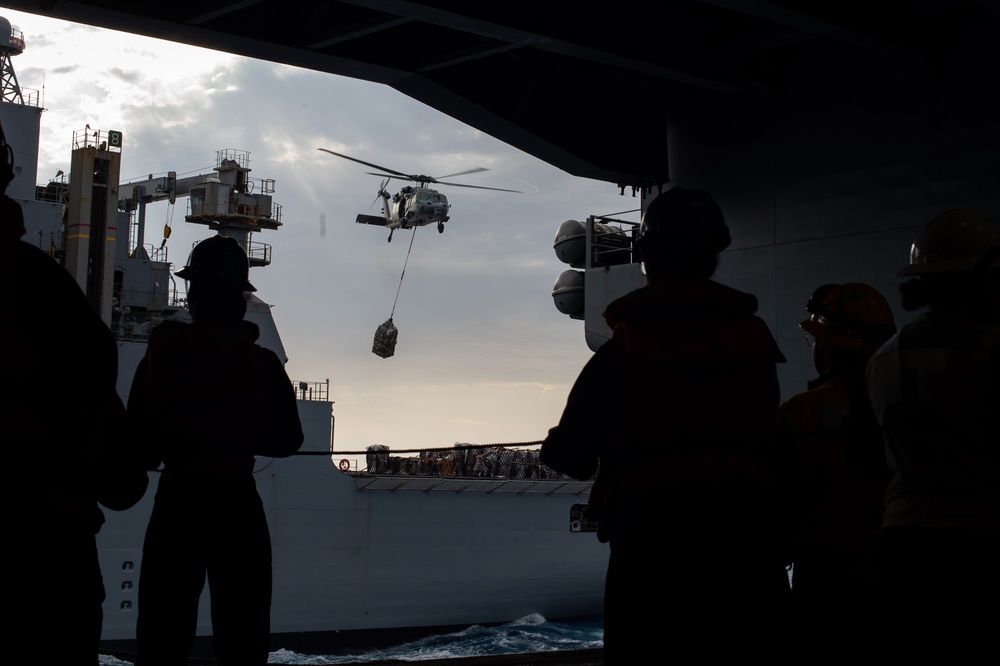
[95, 388, 149, 511]
[541, 343, 618, 480]
[125, 356, 167, 472]
[255, 349, 305, 458]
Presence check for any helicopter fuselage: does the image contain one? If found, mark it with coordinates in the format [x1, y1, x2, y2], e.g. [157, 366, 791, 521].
[318, 147, 517, 241]
[383, 186, 450, 229]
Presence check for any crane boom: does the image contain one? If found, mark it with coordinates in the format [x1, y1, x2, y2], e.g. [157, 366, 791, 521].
[119, 171, 217, 208]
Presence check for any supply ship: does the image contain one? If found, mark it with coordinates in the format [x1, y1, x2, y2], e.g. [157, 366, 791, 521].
[0, 16, 606, 655]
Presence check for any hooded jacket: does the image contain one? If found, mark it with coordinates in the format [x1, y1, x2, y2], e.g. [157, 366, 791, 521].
[128, 319, 304, 478]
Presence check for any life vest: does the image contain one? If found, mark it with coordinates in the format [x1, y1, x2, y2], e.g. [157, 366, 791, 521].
[778, 374, 889, 578]
[139, 319, 302, 477]
[590, 281, 786, 542]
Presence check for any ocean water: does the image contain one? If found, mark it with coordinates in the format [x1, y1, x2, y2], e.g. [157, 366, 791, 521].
[97, 614, 604, 664]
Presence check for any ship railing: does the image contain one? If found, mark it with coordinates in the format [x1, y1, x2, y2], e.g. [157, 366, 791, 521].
[36, 178, 68, 203]
[352, 473, 594, 496]
[30, 230, 64, 258]
[16, 86, 41, 108]
[140, 243, 170, 264]
[354, 443, 586, 482]
[72, 127, 122, 152]
[247, 240, 271, 267]
[291, 379, 329, 402]
[239, 200, 282, 224]
[7, 26, 25, 52]
[111, 317, 153, 342]
[215, 148, 250, 170]
[585, 215, 639, 268]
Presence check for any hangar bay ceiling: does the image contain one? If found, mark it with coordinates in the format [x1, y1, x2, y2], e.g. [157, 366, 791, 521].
[7, 1, 998, 191]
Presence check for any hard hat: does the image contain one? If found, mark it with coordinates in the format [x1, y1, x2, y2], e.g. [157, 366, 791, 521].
[638, 187, 731, 253]
[898, 208, 1000, 276]
[800, 282, 896, 354]
[175, 235, 256, 292]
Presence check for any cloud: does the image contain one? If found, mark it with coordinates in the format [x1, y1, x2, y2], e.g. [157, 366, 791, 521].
[6, 8, 617, 450]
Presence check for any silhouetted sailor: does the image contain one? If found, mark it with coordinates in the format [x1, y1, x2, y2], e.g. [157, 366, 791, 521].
[1, 124, 148, 665]
[866, 209, 1000, 660]
[776, 282, 895, 654]
[129, 235, 303, 666]
[541, 187, 789, 663]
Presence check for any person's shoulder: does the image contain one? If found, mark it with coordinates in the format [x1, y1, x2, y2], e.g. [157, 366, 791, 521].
[781, 375, 852, 410]
[602, 286, 652, 325]
[703, 279, 760, 312]
[147, 320, 192, 353]
[714, 309, 785, 363]
[150, 319, 190, 338]
[252, 344, 294, 383]
[15, 241, 83, 291]
[254, 344, 286, 366]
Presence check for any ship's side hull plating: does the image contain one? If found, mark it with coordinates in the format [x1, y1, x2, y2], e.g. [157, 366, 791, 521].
[97, 395, 607, 645]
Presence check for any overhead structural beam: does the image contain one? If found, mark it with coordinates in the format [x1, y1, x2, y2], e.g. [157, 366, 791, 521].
[188, 1, 267, 25]
[335, 0, 745, 93]
[697, 0, 923, 61]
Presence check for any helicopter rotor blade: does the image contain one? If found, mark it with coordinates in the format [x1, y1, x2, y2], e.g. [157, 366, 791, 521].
[433, 167, 490, 180]
[365, 171, 417, 183]
[320, 148, 520, 192]
[318, 148, 411, 179]
[433, 180, 523, 193]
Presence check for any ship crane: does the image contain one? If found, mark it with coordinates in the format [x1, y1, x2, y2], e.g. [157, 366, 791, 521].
[119, 170, 216, 256]
[119, 149, 281, 269]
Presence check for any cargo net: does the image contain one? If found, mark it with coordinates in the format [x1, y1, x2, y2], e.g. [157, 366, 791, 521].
[372, 318, 398, 358]
[365, 444, 567, 479]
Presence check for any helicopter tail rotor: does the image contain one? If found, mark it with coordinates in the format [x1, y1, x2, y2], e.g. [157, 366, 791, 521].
[372, 178, 390, 210]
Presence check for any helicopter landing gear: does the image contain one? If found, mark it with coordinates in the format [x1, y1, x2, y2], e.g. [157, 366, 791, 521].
[437, 222, 444, 234]
[387, 229, 393, 242]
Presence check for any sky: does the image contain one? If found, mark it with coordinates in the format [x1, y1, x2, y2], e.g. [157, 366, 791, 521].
[2, 7, 640, 452]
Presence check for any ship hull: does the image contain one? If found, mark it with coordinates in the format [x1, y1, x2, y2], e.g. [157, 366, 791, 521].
[97, 395, 607, 649]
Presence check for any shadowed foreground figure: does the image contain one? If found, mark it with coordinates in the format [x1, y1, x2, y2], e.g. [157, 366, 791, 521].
[866, 209, 1000, 660]
[1, 125, 148, 665]
[776, 282, 896, 655]
[129, 235, 303, 666]
[541, 187, 789, 663]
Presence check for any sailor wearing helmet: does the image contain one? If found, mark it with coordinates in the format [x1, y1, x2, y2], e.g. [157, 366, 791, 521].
[776, 282, 897, 656]
[541, 187, 789, 663]
[866, 209, 1000, 660]
[128, 234, 303, 666]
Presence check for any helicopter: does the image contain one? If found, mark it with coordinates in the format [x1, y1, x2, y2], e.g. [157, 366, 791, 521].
[318, 148, 522, 241]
